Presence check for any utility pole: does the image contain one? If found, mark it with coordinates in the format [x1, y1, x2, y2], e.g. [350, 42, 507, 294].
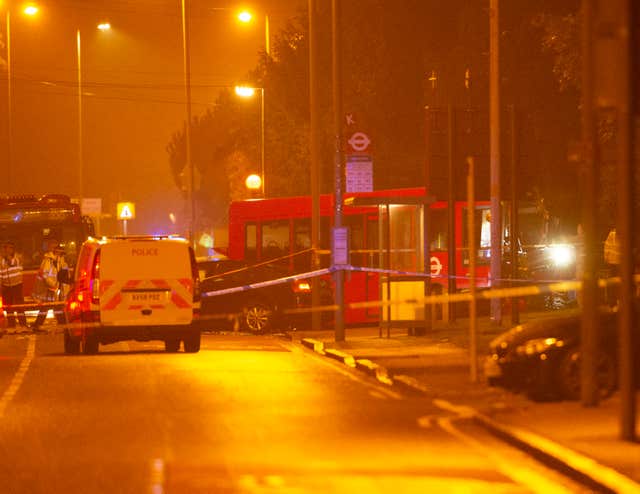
[489, 0, 502, 325]
[309, 0, 322, 330]
[613, 0, 636, 442]
[580, 0, 599, 407]
[332, 0, 345, 342]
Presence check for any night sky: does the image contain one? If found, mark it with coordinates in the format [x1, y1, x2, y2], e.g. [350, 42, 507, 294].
[0, 0, 303, 234]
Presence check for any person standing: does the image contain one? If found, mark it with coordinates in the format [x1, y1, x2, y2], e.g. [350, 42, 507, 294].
[0, 240, 28, 329]
[32, 239, 68, 330]
[603, 227, 621, 307]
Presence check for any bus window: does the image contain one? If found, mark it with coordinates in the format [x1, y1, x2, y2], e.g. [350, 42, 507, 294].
[430, 207, 448, 252]
[366, 215, 380, 268]
[345, 214, 365, 266]
[262, 221, 290, 261]
[462, 207, 492, 266]
[245, 223, 257, 262]
[293, 219, 311, 271]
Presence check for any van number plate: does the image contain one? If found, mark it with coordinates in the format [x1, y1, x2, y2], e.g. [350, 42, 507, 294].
[129, 291, 168, 303]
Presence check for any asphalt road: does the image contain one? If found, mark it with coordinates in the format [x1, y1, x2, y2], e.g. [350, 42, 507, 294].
[0, 328, 589, 494]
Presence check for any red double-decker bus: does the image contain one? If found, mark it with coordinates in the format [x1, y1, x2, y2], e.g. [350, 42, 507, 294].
[0, 194, 95, 310]
[227, 187, 523, 325]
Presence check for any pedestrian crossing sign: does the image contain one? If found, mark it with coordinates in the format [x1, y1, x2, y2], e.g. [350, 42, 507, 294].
[117, 202, 136, 220]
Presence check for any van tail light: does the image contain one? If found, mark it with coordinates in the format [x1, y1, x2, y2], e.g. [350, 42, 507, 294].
[0, 295, 3, 311]
[293, 280, 311, 293]
[189, 247, 201, 302]
[91, 250, 101, 304]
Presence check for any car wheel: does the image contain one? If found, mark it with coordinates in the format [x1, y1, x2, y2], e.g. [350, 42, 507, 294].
[64, 330, 80, 355]
[183, 331, 201, 353]
[242, 301, 273, 333]
[82, 335, 99, 355]
[558, 350, 581, 400]
[165, 339, 180, 353]
[559, 350, 617, 400]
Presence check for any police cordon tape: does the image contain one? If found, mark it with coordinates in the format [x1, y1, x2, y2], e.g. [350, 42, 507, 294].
[0, 265, 629, 335]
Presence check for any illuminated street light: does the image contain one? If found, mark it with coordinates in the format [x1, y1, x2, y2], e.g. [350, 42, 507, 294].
[237, 10, 252, 23]
[97, 22, 111, 31]
[236, 9, 270, 56]
[234, 85, 255, 98]
[235, 86, 265, 197]
[245, 174, 262, 192]
[23, 5, 38, 16]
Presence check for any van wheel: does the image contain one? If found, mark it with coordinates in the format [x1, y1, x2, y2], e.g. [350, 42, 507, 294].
[165, 339, 180, 353]
[64, 330, 80, 355]
[242, 302, 273, 333]
[82, 335, 99, 355]
[183, 331, 201, 353]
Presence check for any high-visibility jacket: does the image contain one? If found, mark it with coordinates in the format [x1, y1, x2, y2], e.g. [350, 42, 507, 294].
[0, 254, 23, 287]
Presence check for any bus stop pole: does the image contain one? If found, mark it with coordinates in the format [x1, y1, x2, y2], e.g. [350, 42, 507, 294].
[510, 105, 520, 325]
[332, 0, 345, 342]
[467, 157, 478, 383]
[309, 0, 322, 331]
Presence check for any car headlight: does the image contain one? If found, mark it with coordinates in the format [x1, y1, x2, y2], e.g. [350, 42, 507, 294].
[516, 337, 565, 356]
[548, 244, 575, 267]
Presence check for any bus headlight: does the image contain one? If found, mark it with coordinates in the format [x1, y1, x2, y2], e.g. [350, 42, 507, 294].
[548, 244, 574, 267]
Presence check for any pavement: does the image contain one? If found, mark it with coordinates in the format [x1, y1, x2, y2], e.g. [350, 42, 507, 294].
[286, 309, 640, 494]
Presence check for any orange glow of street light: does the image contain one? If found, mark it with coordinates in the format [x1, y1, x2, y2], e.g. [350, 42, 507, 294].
[245, 174, 262, 191]
[23, 4, 39, 16]
[97, 22, 111, 31]
[237, 10, 253, 23]
[235, 85, 256, 98]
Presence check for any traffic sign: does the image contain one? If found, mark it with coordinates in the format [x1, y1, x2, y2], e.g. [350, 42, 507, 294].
[81, 197, 102, 216]
[117, 202, 136, 221]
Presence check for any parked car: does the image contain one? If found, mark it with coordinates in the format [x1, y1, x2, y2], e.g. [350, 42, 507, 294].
[198, 258, 330, 333]
[484, 310, 634, 401]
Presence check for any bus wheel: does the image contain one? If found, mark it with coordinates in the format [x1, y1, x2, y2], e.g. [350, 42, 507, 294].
[82, 335, 99, 355]
[242, 301, 273, 333]
[64, 330, 80, 355]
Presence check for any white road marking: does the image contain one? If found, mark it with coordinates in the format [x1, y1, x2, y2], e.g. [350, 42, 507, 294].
[282, 341, 402, 400]
[368, 390, 388, 400]
[435, 416, 574, 494]
[0, 335, 36, 418]
[150, 458, 166, 494]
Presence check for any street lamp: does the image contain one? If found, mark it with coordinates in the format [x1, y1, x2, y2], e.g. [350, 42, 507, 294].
[180, 0, 195, 245]
[4, 2, 39, 193]
[237, 9, 270, 56]
[235, 85, 265, 197]
[77, 21, 111, 212]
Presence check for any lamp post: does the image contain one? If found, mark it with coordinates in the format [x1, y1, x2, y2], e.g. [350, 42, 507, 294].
[76, 22, 110, 212]
[237, 10, 270, 56]
[4, 3, 39, 194]
[235, 85, 265, 197]
[180, 0, 195, 244]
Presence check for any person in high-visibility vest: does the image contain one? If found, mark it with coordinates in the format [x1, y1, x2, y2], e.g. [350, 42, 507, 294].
[0, 240, 28, 328]
[603, 228, 621, 306]
[32, 239, 68, 331]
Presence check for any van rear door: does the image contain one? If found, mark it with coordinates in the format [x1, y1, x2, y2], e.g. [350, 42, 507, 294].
[99, 240, 194, 326]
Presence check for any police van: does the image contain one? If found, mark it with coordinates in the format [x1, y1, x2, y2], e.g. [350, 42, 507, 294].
[63, 235, 201, 354]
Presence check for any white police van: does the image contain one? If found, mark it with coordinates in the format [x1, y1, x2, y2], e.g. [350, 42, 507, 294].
[63, 236, 201, 354]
